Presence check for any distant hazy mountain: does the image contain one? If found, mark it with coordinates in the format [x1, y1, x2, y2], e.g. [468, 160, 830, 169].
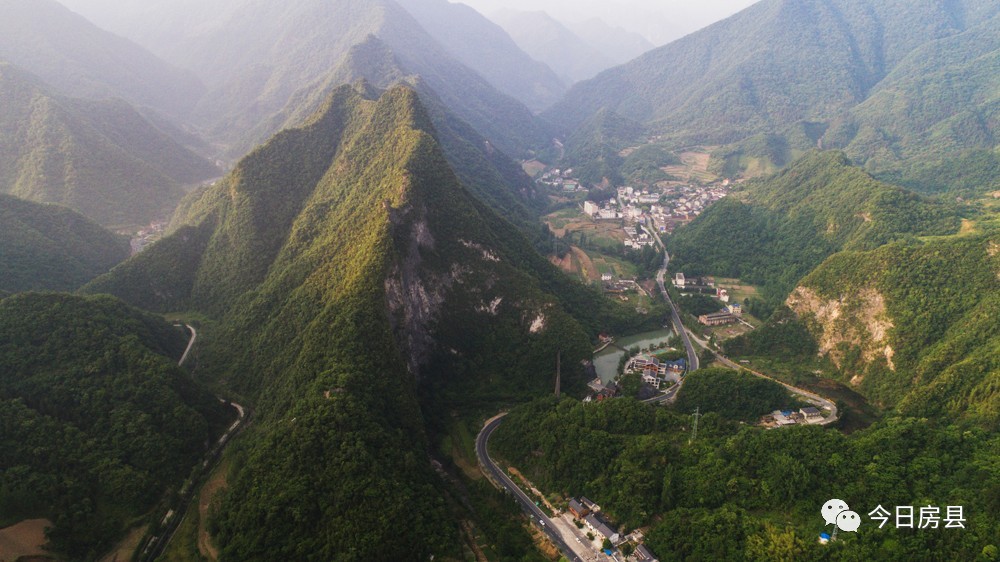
[0, 194, 130, 293]
[0, 0, 205, 121]
[86, 85, 603, 557]
[60, 0, 554, 158]
[566, 18, 655, 67]
[492, 9, 615, 84]
[394, 0, 565, 111]
[0, 63, 218, 226]
[547, 0, 1000, 138]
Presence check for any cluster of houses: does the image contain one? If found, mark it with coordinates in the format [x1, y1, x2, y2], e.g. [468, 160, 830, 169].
[671, 273, 745, 326]
[537, 168, 582, 192]
[128, 220, 167, 254]
[567, 498, 658, 561]
[761, 407, 826, 427]
[627, 354, 687, 389]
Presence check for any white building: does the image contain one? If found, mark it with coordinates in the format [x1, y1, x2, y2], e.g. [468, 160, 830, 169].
[583, 201, 600, 216]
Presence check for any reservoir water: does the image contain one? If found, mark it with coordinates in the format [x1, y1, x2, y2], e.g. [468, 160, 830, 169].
[593, 328, 675, 383]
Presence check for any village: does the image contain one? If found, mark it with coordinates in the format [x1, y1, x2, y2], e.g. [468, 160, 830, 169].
[536, 164, 733, 253]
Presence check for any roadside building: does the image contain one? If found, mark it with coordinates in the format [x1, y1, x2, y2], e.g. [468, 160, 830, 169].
[585, 514, 620, 545]
[635, 544, 659, 562]
[673, 272, 686, 288]
[801, 406, 824, 423]
[568, 498, 590, 518]
[580, 497, 600, 513]
[698, 311, 738, 326]
[772, 410, 796, 426]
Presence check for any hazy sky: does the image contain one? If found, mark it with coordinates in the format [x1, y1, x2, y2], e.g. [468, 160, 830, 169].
[456, 0, 761, 45]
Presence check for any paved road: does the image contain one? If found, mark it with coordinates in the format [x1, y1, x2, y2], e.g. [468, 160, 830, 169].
[643, 225, 699, 372]
[476, 414, 585, 562]
[685, 328, 839, 425]
[178, 324, 197, 367]
[138, 324, 247, 562]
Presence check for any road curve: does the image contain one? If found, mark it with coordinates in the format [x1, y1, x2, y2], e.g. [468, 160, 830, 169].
[177, 324, 197, 367]
[476, 414, 583, 562]
[138, 324, 247, 562]
[684, 328, 839, 425]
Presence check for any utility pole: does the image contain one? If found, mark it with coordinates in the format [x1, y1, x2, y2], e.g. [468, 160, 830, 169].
[555, 351, 561, 398]
[690, 407, 701, 443]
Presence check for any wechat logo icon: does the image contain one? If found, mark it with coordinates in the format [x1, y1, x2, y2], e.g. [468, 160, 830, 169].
[822, 498, 860, 533]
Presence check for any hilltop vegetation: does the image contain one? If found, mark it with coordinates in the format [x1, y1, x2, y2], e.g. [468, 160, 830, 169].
[668, 151, 960, 306]
[0, 194, 129, 293]
[675, 368, 794, 423]
[83, 84, 654, 559]
[0, 293, 227, 559]
[0, 63, 217, 226]
[492, 396, 1000, 560]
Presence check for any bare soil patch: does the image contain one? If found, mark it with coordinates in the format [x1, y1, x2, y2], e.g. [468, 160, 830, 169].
[0, 519, 51, 562]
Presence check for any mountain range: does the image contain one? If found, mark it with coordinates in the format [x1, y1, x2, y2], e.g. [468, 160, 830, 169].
[0, 62, 218, 226]
[55, 0, 561, 159]
[545, 0, 1000, 185]
[0, 0, 205, 121]
[491, 9, 654, 84]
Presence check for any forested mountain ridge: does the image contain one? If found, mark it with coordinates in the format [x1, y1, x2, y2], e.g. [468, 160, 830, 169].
[0, 0, 205, 120]
[0, 194, 129, 293]
[83, 85, 638, 558]
[234, 38, 545, 231]
[789, 225, 1000, 425]
[0, 63, 218, 226]
[545, 0, 1000, 187]
[0, 292, 228, 558]
[668, 151, 960, 303]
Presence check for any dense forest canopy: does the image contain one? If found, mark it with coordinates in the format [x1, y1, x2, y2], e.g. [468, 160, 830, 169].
[0, 293, 228, 559]
[493, 396, 1000, 560]
[0, 194, 130, 293]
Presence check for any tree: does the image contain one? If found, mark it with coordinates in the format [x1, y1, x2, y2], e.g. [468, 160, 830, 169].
[603, 537, 613, 550]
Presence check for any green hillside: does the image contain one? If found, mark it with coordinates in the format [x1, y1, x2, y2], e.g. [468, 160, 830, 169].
[234, 37, 546, 231]
[668, 151, 960, 305]
[83, 85, 649, 559]
[492, 396, 1000, 559]
[562, 108, 646, 186]
[0, 194, 129, 293]
[0, 63, 218, 226]
[0, 293, 228, 558]
[546, 0, 1000, 188]
[0, 0, 205, 120]
[789, 226, 1000, 425]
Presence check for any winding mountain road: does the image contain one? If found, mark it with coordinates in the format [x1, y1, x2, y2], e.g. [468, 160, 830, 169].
[476, 414, 585, 562]
[137, 325, 247, 562]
